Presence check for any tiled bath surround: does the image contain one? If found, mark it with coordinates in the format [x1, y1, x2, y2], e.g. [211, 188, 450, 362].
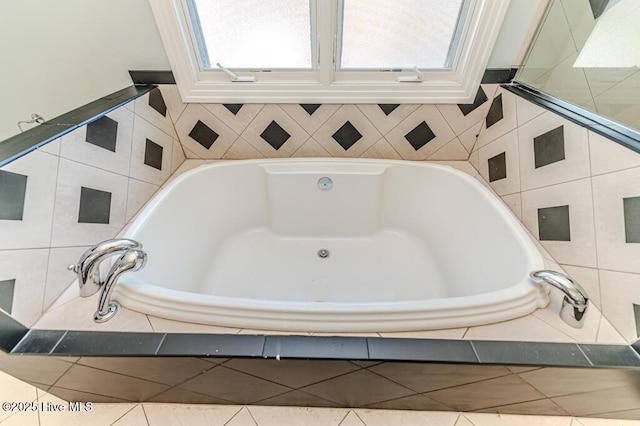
[470, 86, 640, 342]
[0, 88, 185, 326]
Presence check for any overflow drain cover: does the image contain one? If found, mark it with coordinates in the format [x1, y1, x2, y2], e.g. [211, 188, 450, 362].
[317, 249, 330, 258]
[318, 177, 333, 190]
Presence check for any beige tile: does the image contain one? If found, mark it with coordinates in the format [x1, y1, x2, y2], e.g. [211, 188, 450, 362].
[385, 105, 456, 160]
[142, 404, 241, 426]
[39, 137, 62, 156]
[280, 104, 341, 135]
[162, 159, 209, 188]
[182, 145, 201, 159]
[240, 105, 310, 158]
[475, 89, 518, 150]
[203, 104, 264, 135]
[171, 138, 186, 174]
[575, 417, 640, 425]
[427, 138, 468, 161]
[0, 372, 38, 422]
[455, 415, 475, 426]
[600, 269, 640, 342]
[588, 132, 640, 176]
[174, 104, 238, 159]
[38, 391, 136, 426]
[463, 412, 572, 426]
[464, 313, 574, 343]
[458, 121, 482, 154]
[516, 96, 546, 126]
[126, 178, 159, 223]
[531, 53, 593, 107]
[0, 150, 59, 250]
[312, 105, 382, 158]
[226, 407, 257, 426]
[222, 137, 266, 160]
[596, 317, 627, 345]
[521, 178, 597, 268]
[1, 411, 39, 426]
[249, 406, 348, 426]
[469, 149, 480, 174]
[292, 138, 332, 158]
[0, 249, 48, 326]
[129, 116, 174, 185]
[592, 167, 640, 274]
[357, 104, 420, 135]
[147, 315, 241, 334]
[478, 129, 520, 196]
[158, 85, 187, 124]
[501, 193, 522, 221]
[517, 112, 590, 191]
[47, 281, 81, 312]
[34, 294, 153, 332]
[378, 328, 467, 339]
[339, 411, 365, 426]
[355, 409, 459, 426]
[134, 91, 175, 138]
[359, 138, 402, 160]
[436, 85, 494, 136]
[44, 246, 91, 311]
[474, 398, 568, 416]
[111, 405, 149, 426]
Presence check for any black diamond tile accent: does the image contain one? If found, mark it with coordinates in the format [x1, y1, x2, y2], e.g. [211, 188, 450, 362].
[188, 120, 219, 149]
[148, 88, 167, 117]
[300, 104, 321, 115]
[332, 121, 363, 150]
[11, 330, 66, 354]
[488, 152, 507, 182]
[534, 126, 565, 168]
[538, 205, 571, 241]
[458, 86, 488, 116]
[623, 196, 640, 243]
[580, 344, 640, 367]
[85, 116, 118, 152]
[260, 121, 291, 150]
[158, 334, 265, 357]
[404, 121, 436, 151]
[263, 336, 368, 359]
[52, 331, 164, 356]
[0, 170, 27, 221]
[78, 187, 112, 224]
[589, 0, 610, 19]
[378, 104, 400, 116]
[368, 338, 478, 363]
[223, 104, 243, 115]
[0, 279, 15, 314]
[0, 309, 28, 352]
[144, 138, 164, 170]
[486, 94, 504, 129]
[472, 341, 590, 366]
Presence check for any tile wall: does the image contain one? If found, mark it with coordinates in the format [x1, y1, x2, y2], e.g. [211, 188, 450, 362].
[0, 89, 185, 326]
[470, 86, 640, 342]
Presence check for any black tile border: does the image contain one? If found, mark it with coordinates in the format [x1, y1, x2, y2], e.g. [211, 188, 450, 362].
[5, 329, 640, 369]
[481, 68, 518, 84]
[0, 85, 155, 168]
[128, 70, 176, 85]
[504, 82, 640, 155]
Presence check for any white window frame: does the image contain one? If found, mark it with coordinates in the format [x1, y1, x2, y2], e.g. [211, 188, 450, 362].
[149, 0, 510, 103]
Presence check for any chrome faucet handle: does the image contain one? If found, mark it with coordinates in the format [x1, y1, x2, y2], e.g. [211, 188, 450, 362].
[530, 270, 589, 328]
[94, 248, 147, 323]
[69, 239, 142, 297]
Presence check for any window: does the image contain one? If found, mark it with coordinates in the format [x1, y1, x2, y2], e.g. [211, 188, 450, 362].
[149, 0, 509, 102]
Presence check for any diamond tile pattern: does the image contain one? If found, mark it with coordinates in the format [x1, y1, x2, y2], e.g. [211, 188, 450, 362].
[534, 125, 565, 168]
[148, 88, 167, 117]
[378, 104, 400, 116]
[488, 151, 507, 182]
[0, 279, 15, 314]
[486, 93, 504, 128]
[78, 186, 111, 224]
[0, 170, 27, 221]
[300, 104, 321, 115]
[85, 116, 118, 152]
[623, 196, 640, 243]
[332, 121, 363, 150]
[188, 120, 219, 149]
[404, 121, 436, 150]
[224, 104, 243, 115]
[538, 205, 571, 241]
[144, 138, 164, 170]
[260, 121, 291, 150]
[458, 86, 488, 116]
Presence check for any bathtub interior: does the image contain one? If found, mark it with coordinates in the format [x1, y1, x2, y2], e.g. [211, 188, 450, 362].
[121, 159, 542, 306]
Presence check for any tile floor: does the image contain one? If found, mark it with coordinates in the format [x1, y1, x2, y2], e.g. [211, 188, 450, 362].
[0, 370, 637, 425]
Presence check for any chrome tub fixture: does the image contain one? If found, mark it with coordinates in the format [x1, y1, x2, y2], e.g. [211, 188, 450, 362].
[530, 270, 589, 328]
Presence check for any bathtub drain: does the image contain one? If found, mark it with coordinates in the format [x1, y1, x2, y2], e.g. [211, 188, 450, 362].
[317, 249, 330, 258]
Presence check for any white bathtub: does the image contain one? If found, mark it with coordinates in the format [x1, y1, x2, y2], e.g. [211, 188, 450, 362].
[115, 158, 549, 332]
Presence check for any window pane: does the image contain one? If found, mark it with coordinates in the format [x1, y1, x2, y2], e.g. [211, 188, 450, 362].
[339, 0, 466, 70]
[190, 0, 313, 69]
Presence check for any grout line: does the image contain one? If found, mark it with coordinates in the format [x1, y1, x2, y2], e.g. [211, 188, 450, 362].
[468, 340, 481, 361]
[153, 333, 167, 355]
[336, 409, 352, 426]
[245, 406, 260, 426]
[222, 406, 245, 426]
[48, 330, 68, 354]
[576, 344, 594, 366]
[108, 404, 140, 426]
